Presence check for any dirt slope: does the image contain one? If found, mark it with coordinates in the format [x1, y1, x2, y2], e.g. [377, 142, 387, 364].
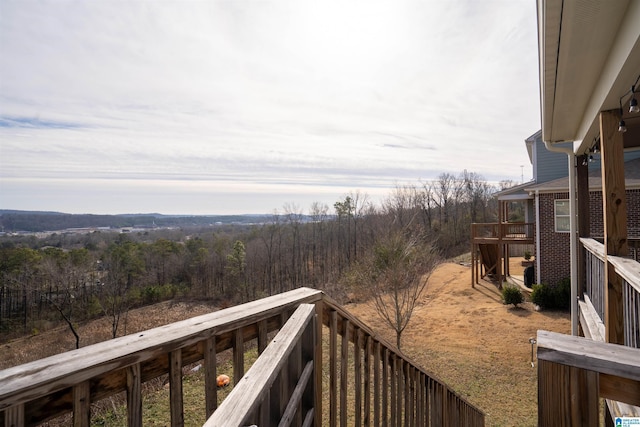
[346, 260, 570, 426]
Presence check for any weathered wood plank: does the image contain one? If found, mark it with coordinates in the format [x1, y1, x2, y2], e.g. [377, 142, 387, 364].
[340, 317, 349, 427]
[382, 347, 389, 426]
[72, 381, 90, 427]
[364, 335, 371, 427]
[277, 361, 313, 427]
[126, 363, 142, 427]
[538, 359, 599, 427]
[3, 404, 24, 427]
[233, 329, 244, 387]
[302, 313, 316, 426]
[313, 300, 323, 427]
[537, 330, 640, 380]
[600, 373, 640, 407]
[609, 255, 640, 294]
[203, 304, 315, 427]
[258, 319, 268, 354]
[169, 349, 183, 427]
[390, 355, 397, 427]
[578, 297, 605, 342]
[329, 310, 338, 426]
[373, 340, 381, 427]
[204, 337, 216, 417]
[354, 328, 362, 427]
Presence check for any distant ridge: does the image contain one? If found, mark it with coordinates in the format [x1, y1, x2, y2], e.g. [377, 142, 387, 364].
[0, 210, 285, 233]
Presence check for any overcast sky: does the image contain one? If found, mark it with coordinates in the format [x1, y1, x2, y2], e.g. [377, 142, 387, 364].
[0, 0, 540, 215]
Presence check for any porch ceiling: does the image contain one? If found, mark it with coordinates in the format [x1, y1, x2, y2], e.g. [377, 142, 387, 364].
[538, 0, 640, 154]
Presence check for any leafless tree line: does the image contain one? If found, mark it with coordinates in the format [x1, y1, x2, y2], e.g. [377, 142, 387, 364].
[0, 171, 501, 344]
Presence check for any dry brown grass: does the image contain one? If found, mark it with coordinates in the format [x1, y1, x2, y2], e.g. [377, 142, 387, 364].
[346, 258, 570, 426]
[2, 257, 569, 426]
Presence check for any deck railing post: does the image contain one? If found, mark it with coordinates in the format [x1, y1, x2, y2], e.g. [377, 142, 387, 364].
[73, 381, 90, 427]
[204, 337, 217, 417]
[314, 300, 323, 427]
[169, 349, 184, 427]
[126, 363, 142, 427]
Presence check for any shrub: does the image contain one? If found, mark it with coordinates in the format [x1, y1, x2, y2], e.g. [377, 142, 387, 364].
[531, 278, 571, 310]
[554, 277, 571, 309]
[502, 284, 524, 307]
[524, 250, 532, 261]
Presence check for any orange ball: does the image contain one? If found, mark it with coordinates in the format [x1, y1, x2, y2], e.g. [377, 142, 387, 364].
[216, 374, 230, 387]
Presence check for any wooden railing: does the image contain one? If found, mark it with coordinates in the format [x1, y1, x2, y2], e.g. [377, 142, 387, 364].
[471, 222, 534, 243]
[581, 238, 640, 348]
[0, 288, 485, 426]
[537, 330, 640, 426]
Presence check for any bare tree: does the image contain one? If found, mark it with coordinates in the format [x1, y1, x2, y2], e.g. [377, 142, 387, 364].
[349, 230, 440, 349]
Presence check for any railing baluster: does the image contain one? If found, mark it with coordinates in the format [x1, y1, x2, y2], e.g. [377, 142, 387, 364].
[233, 329, 244, 386]
[340, 318, 349, 427]
[403, 363, 410, 427]
[313, 300, 323, 427]
[204, 337, 217, 417]
[126, 363, 142, 427]
[4, 404, 24, 427]
[396, 358, 402, 427]
[169, 349, 183, 427]
[73, 381, 90, 427]
[291, 334, 302, 425]
[373, 340, 381, 427]
[0, 289, 486, 427]
[354, 328, 362, 426]
[382, 346, 389, 427]
[258, 319, 268, 354]
[302, 313, 316, 424]
[390, 354, 397, 427]
[364, 335, 371, 427]
[329, 310, 338, 426]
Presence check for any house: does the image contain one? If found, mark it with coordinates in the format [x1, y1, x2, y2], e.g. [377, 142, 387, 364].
[494, 130, 640, 288]
[534, 0, 640, 422]
[477, 1, 640, 421]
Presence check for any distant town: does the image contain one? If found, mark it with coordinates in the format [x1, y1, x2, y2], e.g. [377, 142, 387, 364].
[0, 210, 307, 235]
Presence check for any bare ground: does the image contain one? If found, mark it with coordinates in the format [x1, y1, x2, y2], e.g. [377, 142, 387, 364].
[1, 257, 569, 426]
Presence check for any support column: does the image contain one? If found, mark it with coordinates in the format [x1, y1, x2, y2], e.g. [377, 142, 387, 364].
[599, 110, 628, 345]
[576, 154, 590, 301]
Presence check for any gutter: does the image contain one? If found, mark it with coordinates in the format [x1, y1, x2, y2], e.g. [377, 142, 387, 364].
[543, 141, 578, 336]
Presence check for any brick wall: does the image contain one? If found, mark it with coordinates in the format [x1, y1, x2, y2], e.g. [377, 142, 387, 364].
[539, 193, 571, 286]
[538, 188, 640, 286]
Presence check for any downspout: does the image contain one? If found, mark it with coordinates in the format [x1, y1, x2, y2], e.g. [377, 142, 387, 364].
[535, 190, 541, 287]
[544, 141, 578, 336]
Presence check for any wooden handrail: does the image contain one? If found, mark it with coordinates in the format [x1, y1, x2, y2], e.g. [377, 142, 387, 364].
[203, 304, 316, 427]
[0, 288, 485, 427]
[537, 330, 640, 425]
[0, 288, 323, 425]
[580, 237, 640, 348]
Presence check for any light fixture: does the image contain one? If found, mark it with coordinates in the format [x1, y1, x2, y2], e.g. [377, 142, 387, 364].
[582, 157, 588, 166]
[619, 119, 627, 132]
[617, 76, 640, 132]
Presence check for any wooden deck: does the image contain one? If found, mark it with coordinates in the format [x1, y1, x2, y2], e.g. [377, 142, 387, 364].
[471, 222, 534, 287]
[0, 288, 485, 427]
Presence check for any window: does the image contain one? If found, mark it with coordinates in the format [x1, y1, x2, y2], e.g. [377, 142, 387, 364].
[554, 199, 570, 232]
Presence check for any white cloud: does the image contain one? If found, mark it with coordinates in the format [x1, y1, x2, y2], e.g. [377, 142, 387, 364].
[0, 0, 540, 214]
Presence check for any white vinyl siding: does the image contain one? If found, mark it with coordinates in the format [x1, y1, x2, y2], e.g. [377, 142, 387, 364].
[554, 200, 570, 232]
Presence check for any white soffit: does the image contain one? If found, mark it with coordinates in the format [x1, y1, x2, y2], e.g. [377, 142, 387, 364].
[539, 0, 640, 152]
